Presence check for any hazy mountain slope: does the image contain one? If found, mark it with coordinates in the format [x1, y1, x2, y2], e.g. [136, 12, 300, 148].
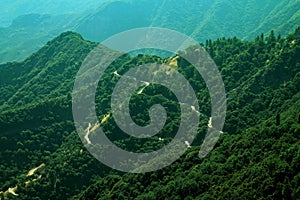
[0, 0, 109, 64]
[0, 14, 83, 64]
[149, 0, 300, 41]
[75, 0, 160, 42]
[1, 0, 299, 64]
[0, 0, 106, 27]
[77, 0, 300, 43]
[247, 0, 300, 39]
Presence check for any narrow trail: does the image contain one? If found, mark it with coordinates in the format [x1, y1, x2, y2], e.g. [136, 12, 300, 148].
[25, 175, 42, 187]
[1, 164, 45, 199]
[84, 123, 92, 145]
[185, 141, 191, 148]
[0, 185, 18, 198]
[112, 70, 203, 116]
[100, 114, 111, 124]
[208, 117, 212, 128]
[84, 114, 111, 144]
[106, 69, 214, 147]
[27, 163, 45, 177]
[0, 186, 18, 198]
[7, 186, 18, 196]
[137, 81, 150, 94]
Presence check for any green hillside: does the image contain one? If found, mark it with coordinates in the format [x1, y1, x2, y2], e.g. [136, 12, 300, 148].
[78, 99, 300, 199]
[0, 27, 299, 199]
[0, 32, 97, 112]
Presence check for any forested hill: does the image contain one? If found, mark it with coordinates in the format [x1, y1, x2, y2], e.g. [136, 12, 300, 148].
[77, 29, 300, 199]
[0, 28, 300, 199]
[0, 32, 97, 112]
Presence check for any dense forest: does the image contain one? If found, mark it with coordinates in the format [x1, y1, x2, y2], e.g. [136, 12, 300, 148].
[0, 26, 299, 199]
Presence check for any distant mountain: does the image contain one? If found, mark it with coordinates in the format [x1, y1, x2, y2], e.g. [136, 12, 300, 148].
[1, 0, 300, 64]
[0, 0, 109, 64]
[77, 0, 300, 42]
[0, 0, 107, 27]
[153, 0, 300, 42]
[0, 13, 81, 64]
[75, 0, 160, 42]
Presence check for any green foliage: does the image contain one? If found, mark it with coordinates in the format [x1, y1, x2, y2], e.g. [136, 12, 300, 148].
[0, 31, 97, 111]
[0, 28, 300, 199]
[78, 98, 300, 200]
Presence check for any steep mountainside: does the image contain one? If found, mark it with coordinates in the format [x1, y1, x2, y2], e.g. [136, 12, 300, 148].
[0, 28, 299, 199]
[0, 32, 106, 199]
[0, 32, 97, 112]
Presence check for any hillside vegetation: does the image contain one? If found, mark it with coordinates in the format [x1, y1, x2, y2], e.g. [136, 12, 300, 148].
[0, 27, 299, 199]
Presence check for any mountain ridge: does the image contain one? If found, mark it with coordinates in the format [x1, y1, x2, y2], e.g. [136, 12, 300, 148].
[0, 31, 97, 112]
